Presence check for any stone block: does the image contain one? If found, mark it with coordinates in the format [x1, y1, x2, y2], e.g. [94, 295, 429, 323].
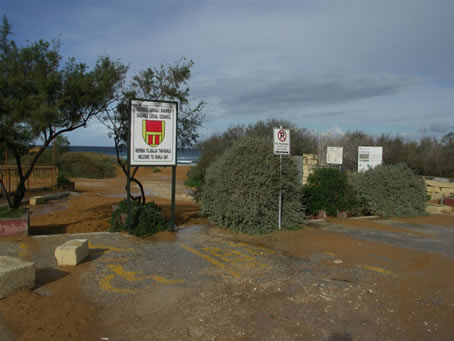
[29, 196, 46, 206]
[441, 188, 454, 196]
[425, 204, 453, 214]
[55, 239, 89, 266]
[426, 186, 441, 193]
[428, 193, 442, 200]
[426, 180, 454, 188]
[0, 256, 35, 299]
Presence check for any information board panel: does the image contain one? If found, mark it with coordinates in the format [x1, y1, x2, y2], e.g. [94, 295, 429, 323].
[130, 100, 177, 166]
[327, 147, 343, 165]
[273, 128, 290, 155]
[358, 146, 382, 172]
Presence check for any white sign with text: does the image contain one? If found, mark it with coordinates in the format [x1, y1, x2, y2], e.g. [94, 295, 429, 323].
[358, 146, 383, 172]
[327, 147, 343, 165]
[130, 100, 177, 166]
[273, 128, 290, 155]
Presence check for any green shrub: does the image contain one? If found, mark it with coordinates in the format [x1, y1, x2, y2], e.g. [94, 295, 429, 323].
[200, 137, 305, 234]
[58, 152, 117, 178]
[0, 206, 24, 218]
[303, 168, 357, 217]
[352, 163, 427, 217]
[187, 120, 318, 198]
[110, 199, 168, 237]
[56, 173, 73, 189]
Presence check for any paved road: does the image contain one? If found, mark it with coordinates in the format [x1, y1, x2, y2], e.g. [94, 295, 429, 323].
[321, 219, 454, 259]
[1, 219, 454, 340]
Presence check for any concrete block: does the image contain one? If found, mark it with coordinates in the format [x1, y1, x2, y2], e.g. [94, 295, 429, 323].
[55, 239, 89, 266]
[0, 256, 35, 299]
[30, 196, 46, 206]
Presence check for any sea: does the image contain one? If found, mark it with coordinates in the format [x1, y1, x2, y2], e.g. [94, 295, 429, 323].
[69, 146, 200, 165]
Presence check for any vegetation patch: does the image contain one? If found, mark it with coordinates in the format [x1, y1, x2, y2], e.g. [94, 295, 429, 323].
[200, 137, 305, 234]
[303, 168, 358, 217]
[110, 199, 168, 237]
[0, 206, 25, 219]
[59, 152, 117, 178]
[352, 163, 427, 217]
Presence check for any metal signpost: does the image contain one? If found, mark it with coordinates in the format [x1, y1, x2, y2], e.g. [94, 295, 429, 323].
[128, 99, 178, 231]
[273, 126, 290, 230]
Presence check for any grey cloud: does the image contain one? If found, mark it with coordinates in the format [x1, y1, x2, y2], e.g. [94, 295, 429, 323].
[304, 111, 350, 118]
[418, 122, 454, 134]
[196, 73, 420, 116]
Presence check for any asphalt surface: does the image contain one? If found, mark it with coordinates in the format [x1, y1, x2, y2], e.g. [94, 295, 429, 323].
[321, 219, 454, 259]
[1, 218, 454, 340]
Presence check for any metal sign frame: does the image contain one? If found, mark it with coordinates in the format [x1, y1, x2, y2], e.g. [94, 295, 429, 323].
[127, 99, 179, 231]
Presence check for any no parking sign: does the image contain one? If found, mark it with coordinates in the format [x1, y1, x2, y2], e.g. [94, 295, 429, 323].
[273, 128, 290, 155]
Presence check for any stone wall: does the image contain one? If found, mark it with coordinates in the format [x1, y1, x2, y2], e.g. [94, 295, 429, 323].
[425, 179, 454, 200]
[302, 154, 319, 185]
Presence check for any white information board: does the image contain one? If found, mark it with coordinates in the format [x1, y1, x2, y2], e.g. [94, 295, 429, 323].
[358, 146, 382, 172]
[130, 100, 177, 166]
[273, 128, 290, 155]
[327, 147, 343, 165]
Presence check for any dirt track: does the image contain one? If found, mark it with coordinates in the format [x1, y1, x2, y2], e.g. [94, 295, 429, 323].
[1, 166, 454, 340]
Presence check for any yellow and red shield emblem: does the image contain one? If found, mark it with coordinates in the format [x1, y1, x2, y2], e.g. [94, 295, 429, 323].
[142, 120, 165, 147]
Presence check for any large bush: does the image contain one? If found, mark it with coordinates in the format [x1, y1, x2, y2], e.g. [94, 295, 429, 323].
[303, 168, 357, 217]
[110, 200, 168, 236]
[200, 137, 305, 233]
[187, 119, 318, 197]
[58, 152, 117, 178]
[352, 163, 426, 217]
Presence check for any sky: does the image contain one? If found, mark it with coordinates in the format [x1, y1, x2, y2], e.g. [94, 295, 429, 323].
[2, 0, 454, 146]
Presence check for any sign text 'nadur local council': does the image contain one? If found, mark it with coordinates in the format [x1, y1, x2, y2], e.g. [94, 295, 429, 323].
[130, 100, 177, 166]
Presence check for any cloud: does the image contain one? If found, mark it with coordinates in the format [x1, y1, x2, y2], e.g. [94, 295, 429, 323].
[195, 72, 420, 119]
[418, 122, 454, 134]
[5, 0, 454, 144]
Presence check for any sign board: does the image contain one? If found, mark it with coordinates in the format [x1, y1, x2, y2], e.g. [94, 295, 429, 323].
[130, 100, 177, 166]
[327, 147, 343, 165]
[358, 146, 382, 172]
[273, 128, 290, 155]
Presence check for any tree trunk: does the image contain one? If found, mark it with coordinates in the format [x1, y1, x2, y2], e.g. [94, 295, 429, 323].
[12, 180, 27, 209]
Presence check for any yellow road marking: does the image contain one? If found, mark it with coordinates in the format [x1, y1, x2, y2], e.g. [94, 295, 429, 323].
[227, 242, 276, 255]
[98, 265, 184, 293]
[99, 274, 136, 294]
[88, 242, 134, 254]
[202, 247, 255, 263]
[228, 242, 249, 247]
[151, 275, 184, 284]
[179, 243, 239, 278]
[322, 252, 336, 257]
[106, 264, 149, 281]
[18, 243, 29, 258]
[360, 265, 393, 276]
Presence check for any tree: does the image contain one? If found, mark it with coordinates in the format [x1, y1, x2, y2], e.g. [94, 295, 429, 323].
[0, 16, 127, 208]
[99, 59, 205, 204]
